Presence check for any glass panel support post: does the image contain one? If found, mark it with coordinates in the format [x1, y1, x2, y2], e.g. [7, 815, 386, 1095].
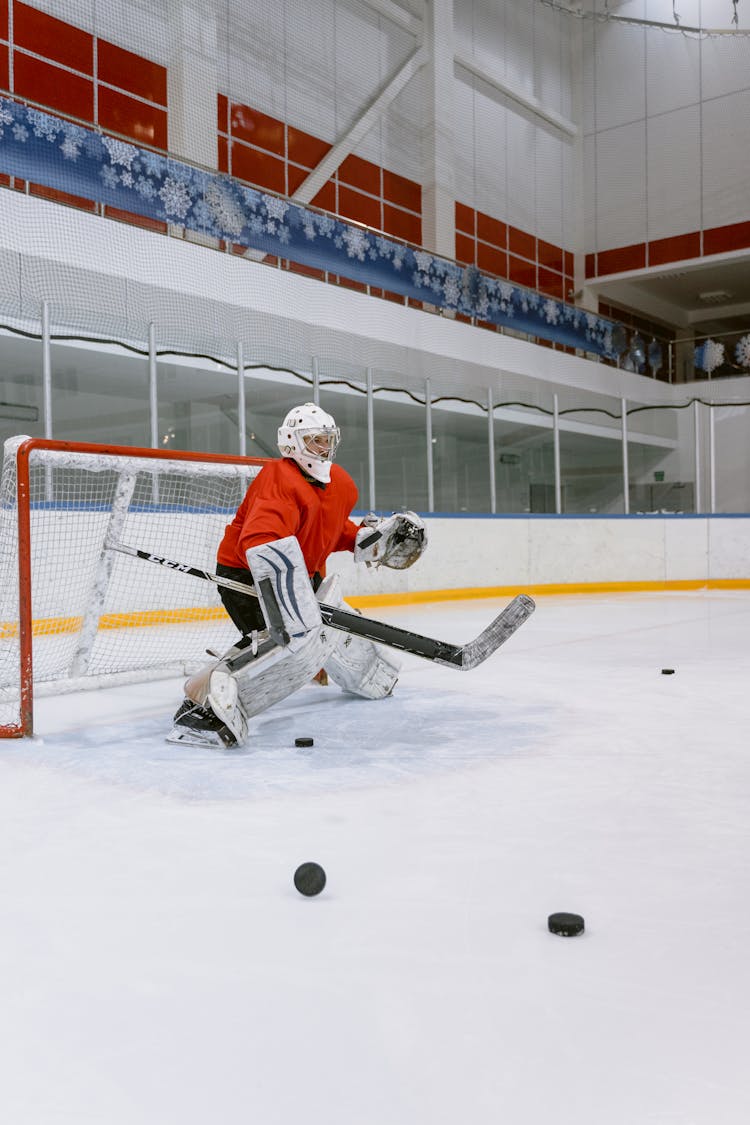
[41, 300, 53, 500]
[708, 403, 716, 514]
[425, 378, 434, 513]
[237, 340, 246, 458]
[693, 399, 701, 514]
[312, 356, 320, 406]
[488, 387, 496, 514]
[41, 300, 52, 440]
[366, 368, 376, 512]
[148, 323, 158, 450]
[553, 393, 562, 514]
[621, 397, 630, 515]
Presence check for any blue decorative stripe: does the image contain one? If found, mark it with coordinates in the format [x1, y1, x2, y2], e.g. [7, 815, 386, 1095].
[0, 97, 624, 358]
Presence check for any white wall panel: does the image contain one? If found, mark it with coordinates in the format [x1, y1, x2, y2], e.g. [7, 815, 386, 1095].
[581, 19, 597, 137]
[700, 35, 750, 102]
[505, 114, 537, 234]
[595, 121, 647, 249]
[384, 74, 425, 186]
[646, 105, 701, 240]
[645, 0, 699, 23]
[645, 29, 701, 118]
[700, 0, 748, 27]
[591, 25, 647, 133]
[535, 132, 564, 247]
[332, 3, 383, 136]
[560, 139, 577, 252]
[583, 135, 597, 253]
[534, 6, 566, 117]
[470, 0, 511, 83]
[473, 94, 508, 221]
[607, 0, 647, 17]
[222, 10, 286, 122]
[452, 77, 477, 208]
[701, 89, 750, 230]
[283, 0, 337, 142]
[504, 0, 536, 96]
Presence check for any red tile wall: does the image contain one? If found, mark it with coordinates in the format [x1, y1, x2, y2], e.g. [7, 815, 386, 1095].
[14, 50, 94, 120]
[0, 44, 7, 91]
[14, 1, 92, 73]
[7, 2, 167, 149]
[98, 39, 167, 106]
[586, 223, 750, 281]
[219, 97, 422, 246]
[3, 3, 168, 224]
[455, 201, 574, 303]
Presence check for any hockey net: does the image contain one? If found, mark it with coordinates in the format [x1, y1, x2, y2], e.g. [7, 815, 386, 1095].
[0, 437, 267, 737]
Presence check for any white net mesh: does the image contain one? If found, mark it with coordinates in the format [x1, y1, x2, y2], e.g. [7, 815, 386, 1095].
[0, 437, 264, 731]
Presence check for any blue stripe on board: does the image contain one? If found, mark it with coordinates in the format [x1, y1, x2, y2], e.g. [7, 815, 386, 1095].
[352, 511, 750, 520]
[28, 502, 237, 514]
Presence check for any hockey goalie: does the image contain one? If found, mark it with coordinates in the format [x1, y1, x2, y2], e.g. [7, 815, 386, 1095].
[168, 402, 427, 748]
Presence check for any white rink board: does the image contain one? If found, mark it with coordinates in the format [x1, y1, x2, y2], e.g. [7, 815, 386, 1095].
[12, 513, 750, 620]
[331, 515, 750, 595]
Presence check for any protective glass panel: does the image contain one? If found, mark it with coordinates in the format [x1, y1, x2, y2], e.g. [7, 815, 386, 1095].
[713, 404, 750, 513]
[158, 358, 241, 456]
[0, 335, 44, 446]
[318, 378, 370, 509]
[627, 404, 693, 514]
[560, 430, 624, 514]
[494, 408, 549, 514]
[432, 401, 490, 513]
[372, 390, 429, 513]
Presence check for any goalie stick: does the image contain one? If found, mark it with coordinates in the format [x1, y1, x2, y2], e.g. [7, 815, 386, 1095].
[105, 539, 535, 670]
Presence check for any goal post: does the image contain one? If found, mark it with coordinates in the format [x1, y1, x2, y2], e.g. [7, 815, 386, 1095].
[0, 437, 268, 738]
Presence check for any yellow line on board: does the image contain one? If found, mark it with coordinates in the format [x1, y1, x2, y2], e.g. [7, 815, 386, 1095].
[2, 578, 749, 638]
[0, 605, 228, 639]
[345, 577, 750, 608]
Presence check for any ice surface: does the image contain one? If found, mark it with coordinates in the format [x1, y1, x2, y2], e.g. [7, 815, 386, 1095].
[1, 591, 749, 1124]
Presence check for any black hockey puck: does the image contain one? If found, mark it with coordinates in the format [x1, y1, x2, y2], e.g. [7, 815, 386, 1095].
[661, 668, 675, 675]
[295, 736, 314, 747]
[294, 862, 326, 897]
[548, 912, 585, 937]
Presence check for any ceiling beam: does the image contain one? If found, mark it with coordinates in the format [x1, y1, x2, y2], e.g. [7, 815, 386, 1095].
[359, 0, 422, 38]
[454, 48, 578, 138]
[292, 45, 428, 206]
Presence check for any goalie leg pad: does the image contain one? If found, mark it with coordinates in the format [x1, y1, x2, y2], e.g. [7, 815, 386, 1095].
[317, 574, 400, 699]
[323, 631, 400, 699]
[233, 626, 339, 718]
[246, 536, 322, 646]
[223, 575, 345, 720]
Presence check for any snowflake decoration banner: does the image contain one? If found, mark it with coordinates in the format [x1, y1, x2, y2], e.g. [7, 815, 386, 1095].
[0, 98, 622, 358]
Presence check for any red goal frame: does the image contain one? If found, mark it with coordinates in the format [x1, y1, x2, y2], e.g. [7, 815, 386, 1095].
[2, 437, 267, 739]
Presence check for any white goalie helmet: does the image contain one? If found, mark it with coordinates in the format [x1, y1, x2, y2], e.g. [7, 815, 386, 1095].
[277, 402, 341, 484]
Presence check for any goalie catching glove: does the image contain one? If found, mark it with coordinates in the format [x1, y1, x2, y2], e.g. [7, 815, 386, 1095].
[354, 511, 427, 570]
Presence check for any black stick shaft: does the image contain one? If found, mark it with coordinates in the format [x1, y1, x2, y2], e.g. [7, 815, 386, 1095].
[106, 539, 532, 669]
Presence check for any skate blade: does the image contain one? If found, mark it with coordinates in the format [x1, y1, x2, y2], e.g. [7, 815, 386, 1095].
[165, 725, 228, 749]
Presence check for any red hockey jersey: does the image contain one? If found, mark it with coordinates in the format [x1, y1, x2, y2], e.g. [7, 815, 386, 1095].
[217, 458, 360, 576]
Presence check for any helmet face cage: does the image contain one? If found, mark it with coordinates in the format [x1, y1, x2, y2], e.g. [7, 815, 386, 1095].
[300, 426, 340, 461]
[277, 403, 340, 482]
